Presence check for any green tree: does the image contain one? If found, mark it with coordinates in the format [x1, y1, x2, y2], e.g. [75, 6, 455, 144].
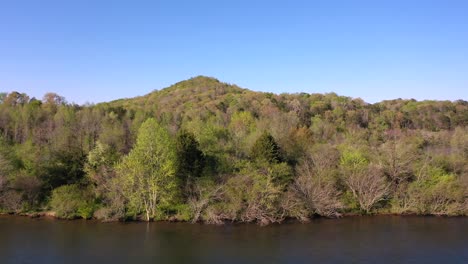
[116, 118, 179, 221]
[0, 142, 14, 183]
[229, 111, 257, 157]
[175, 130, 205, 195]
[85, 141, 119, 198]
[396, 166, 465, 215]
[250, 132, 282, 164]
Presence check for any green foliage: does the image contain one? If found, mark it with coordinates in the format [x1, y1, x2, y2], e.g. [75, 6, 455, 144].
[0, 149, 14, 180]
[49, 184, 96, 219]
[405, 167, 464, 215]
[175, 130, 205, 193]
[170, 204, 193, 221]
[340, 147, 368, 168]
[230, 111, 256, 135]
[0, 79, 467, 223]
[116, 118, 179, 221]
[341, 190, 361, 212]
[260, 161, 294, 187]
[339, 147, 389, 213]
[214, 173, 284, 225]
[250, 132, 282, 164]
[84, 141, 119, 200]
[41, 151, 86, 191]
[86, 141, 118, 171]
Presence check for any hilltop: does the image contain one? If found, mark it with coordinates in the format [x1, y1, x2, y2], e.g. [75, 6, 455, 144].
[104, 76, 466, 133]
[108, 76, 248, 110]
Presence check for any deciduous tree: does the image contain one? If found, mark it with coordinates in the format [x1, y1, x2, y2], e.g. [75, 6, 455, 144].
[116, 118, 179, 221]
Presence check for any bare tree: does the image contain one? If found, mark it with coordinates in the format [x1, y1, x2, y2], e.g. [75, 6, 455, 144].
[12, 174, 42, 207]
[0, 190, 22, 212]
[189, 180, 224, 223]
[293, 148, 343, 217]
[202, 171, 288, 226]
[240, 176, 285, 225]
[343, 163, 390, 213]
[379, 136, 418, 185]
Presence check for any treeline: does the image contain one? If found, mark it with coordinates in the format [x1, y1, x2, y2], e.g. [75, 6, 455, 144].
[0, 76, 467, 224]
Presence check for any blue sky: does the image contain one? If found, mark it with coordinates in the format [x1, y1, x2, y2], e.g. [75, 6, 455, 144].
[1, 0, 467, 104]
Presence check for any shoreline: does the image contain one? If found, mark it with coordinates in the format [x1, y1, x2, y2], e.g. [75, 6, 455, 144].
[2, 211, 465, 224]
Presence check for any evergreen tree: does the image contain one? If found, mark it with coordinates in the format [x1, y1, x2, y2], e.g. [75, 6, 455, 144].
[175, 130, 205, 194]
[250, 132, 282, 164]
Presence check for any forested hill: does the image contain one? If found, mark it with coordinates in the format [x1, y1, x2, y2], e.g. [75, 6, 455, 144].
[107, 76, 466, 133]
[0, 76, 467, 224]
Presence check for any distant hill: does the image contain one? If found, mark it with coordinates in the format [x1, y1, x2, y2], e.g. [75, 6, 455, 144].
[104, 75, 467, 132]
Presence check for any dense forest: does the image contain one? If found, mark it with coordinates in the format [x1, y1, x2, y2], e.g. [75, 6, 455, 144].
[0, 76, 467, 225]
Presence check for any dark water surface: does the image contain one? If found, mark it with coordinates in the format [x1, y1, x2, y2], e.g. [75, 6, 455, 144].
[1, 215, 467, 264]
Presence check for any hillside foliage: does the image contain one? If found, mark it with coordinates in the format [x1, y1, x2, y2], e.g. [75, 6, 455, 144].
[0, 76, 467, 224]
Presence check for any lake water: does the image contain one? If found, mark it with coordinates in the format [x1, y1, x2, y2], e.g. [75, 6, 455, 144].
[1, 215, 467, 264]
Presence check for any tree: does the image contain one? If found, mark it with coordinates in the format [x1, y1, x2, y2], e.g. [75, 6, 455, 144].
[116, 118, 179, 221]
[208, 168, 286, 225]
[12, 173, 42, 209]
[41, 150, 86, 191]
[0, 152, 13, 200]
[292, 145, 342, 217]
[0, 153, 13, 188]
[84, 142, 125, 221]
[85, 141, 119, 198]
[340, 148, 389, 213]
[175, 130, 205, 195]
[42, 92, 66, 106]
[4, 92, 29, 106]
[399, 166, 465, 215]
[250, 131, 282, 163]
[0, 93, 6, 104]
[42, 93, 66, 114]
[188, 177, 224, 223]
[229, 111, 256, 157]
[379, 132, 419, 186]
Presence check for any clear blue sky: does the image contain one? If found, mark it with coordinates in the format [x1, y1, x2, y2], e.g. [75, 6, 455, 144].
[1, 0, 467, 104]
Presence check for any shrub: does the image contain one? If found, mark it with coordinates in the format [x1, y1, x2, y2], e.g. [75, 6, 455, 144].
[0, 190, 22, 213]
[406, 167, 465, 215]
[49, 184, 96, 219]
[203, 163, 289, 225]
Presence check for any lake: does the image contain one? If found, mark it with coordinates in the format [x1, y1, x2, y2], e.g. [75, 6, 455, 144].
[1, 215, 467, 264]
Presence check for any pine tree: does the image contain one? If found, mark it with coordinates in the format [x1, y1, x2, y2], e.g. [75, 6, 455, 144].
[175, 130, 205, 194]
[250, 131, 282, 164]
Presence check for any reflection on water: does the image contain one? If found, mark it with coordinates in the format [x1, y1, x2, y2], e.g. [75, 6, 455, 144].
[1, 215, 467, 264]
